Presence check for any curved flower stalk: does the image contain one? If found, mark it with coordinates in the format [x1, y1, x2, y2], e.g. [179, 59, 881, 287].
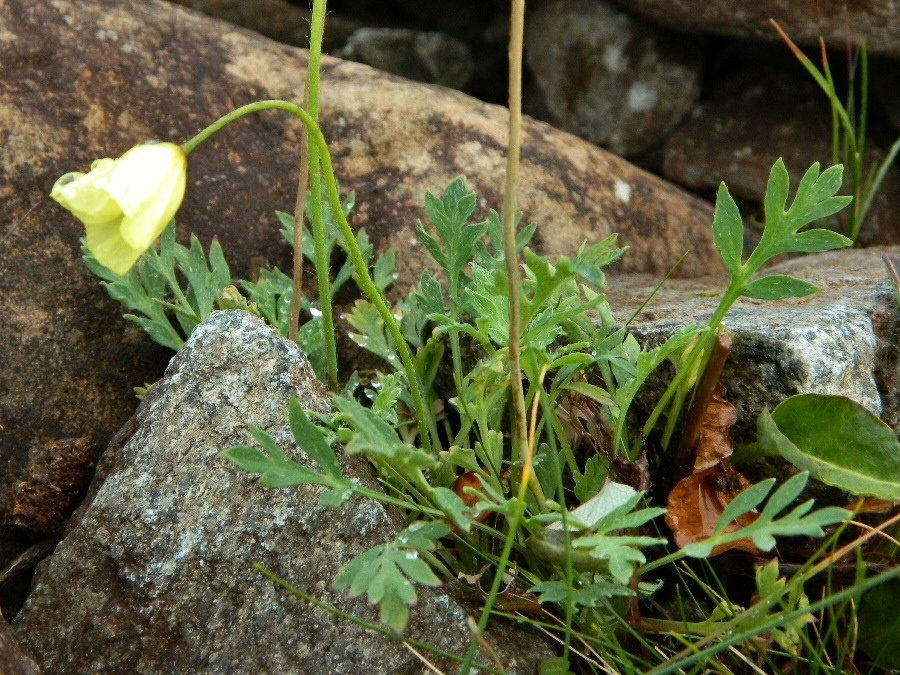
[51, 141, 187, 275]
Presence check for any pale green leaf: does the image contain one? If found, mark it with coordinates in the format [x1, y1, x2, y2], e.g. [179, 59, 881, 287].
[712, 182, 744, 276]
[757, 395, 900, 501]
[741, 274, 820, 300]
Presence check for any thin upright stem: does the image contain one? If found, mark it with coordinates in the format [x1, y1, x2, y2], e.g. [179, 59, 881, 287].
[289, 85, 310, 343]
[181, 100, 433, 454]
[304, 0, 337, 388]
[459, 0, 528, 671]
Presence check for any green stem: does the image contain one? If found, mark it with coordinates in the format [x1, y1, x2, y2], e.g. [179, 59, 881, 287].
[501, 0, 529, 475]
[459, 1, 527, 671]
[304, 0, 337, 388]
[182, 100, 433, 454]
[645, 277, 741, 451]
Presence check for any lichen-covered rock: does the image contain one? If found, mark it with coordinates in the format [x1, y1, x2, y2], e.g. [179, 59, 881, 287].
[12, 311, 552, 673]
[606, 247, 900, 440]
[0, 0, 718, 605]
[525, 0, 703, 157]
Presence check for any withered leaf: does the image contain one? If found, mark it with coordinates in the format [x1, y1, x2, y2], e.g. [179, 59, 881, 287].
[665, 460, 760, 555]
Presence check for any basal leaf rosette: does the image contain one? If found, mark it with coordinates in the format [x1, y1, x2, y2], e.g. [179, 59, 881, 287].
[51, 141, 187, 275]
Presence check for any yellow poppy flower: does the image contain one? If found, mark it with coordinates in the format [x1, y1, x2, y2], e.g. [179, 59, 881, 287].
[51, 141, 187, 275]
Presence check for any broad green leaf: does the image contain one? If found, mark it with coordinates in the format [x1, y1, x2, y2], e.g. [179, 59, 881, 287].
[858, 578, 900, 668]
[756, 395, 900, 501]
[712, 182, 744, 276]
[740, 274, 819, 300]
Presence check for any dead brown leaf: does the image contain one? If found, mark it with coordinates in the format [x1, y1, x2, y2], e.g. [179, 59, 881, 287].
[664, 335, 761, 556]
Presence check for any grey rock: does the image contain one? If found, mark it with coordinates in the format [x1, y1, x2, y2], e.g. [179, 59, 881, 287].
[0, 614, 41, 675]
[525, 0, 704, 156]
[338, 28, 474, 89]
[606, 247, 900, 442]
[12, 311, 551, 673]
[615, 0, 900, 59]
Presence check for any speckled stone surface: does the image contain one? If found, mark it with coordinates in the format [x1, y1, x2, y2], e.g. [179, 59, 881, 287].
[606, 247, 900, 439]
[12, 311, 551, 673]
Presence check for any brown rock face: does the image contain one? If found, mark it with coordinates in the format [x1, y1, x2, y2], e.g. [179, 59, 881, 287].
[0, 0, 717, 607]
[614, 0, 900, 58]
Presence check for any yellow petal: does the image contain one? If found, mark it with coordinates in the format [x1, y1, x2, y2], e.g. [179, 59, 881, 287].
[104, 143, 187, 250]
[84, 215, 142, 276]
[50, 161, 123, 227]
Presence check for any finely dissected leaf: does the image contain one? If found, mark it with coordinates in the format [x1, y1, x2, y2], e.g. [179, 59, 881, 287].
[530, 491, 665, 584]
[740, 274, 820, 300]
[463, 264, 510, 346]
[571, 532, 665, 585]
[176, 235, 231, 318]
[573, 455, 609, 503]
[346, 299, 400, 368]
[221, 426, 344, 491]
[430, 487, 474, 532]
[240, 266, 293, 336]
[682, 472, 852, 558]
[396, 520, 451, 550]
[363, 372, 403, 426]
[750, 160, 852, 268]
[332, 396, 439, 476]
[755, 395, 900, 501]
[288, 396, 344, 480]
[334, 522, 446, 632]
[84, 220, 238, 351]
[530, 578, 632, 608]
[415, 177, 484, 295]
[711, 182, 744, 276]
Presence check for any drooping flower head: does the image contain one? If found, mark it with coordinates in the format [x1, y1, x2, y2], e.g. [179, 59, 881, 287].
[51, 141, 187, 275]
